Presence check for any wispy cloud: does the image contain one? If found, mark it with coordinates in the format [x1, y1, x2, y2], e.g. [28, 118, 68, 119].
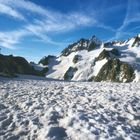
[1, 0, 138, 49]
[0, 0, 98, 48]
[0, 30, 27, 49]
[0, 3, 25, 20]
[111, 0, 140, 40]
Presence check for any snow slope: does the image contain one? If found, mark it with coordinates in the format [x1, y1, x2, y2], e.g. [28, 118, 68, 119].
[0, 79, 140, 140]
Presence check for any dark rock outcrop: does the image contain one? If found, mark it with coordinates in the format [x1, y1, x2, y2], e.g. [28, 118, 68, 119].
[61, 36, 101, 56]
[95, 49, 119, 61]
[93, 59, 135, 82]
[64, 67, 78, 80]
[0, 54, 44, 77]
[61, 39, 88, 56]
[73, 55, 82, 64]
[87, 41, 97, 51]
[38, 55, 55, 66]
[131, 35, 140, 47]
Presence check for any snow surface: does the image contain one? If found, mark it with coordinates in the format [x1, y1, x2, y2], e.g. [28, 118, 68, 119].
[30, 63, 46, 71]
[0, 79, 140, 140]
[92, 58, 107, 76]
[46, 49, 104, 81]
[46, 53, 76, 80]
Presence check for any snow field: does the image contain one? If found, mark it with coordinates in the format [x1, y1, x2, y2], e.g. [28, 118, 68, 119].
[0, 80, 140, 140]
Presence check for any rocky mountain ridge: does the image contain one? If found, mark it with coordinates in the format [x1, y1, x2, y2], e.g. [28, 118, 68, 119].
[0, 54, 48, 77]
[39, 34, 140, 82]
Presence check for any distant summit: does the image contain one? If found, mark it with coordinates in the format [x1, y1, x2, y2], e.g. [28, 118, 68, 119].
[61, 35, 101, 56]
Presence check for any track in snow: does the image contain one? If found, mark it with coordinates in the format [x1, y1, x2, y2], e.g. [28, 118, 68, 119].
[0, 80, 140, 140]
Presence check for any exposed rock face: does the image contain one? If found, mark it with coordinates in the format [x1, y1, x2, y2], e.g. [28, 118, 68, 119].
[73, 55, 82, 64]
[39, 55, 55, 66]
[104, 42, 113, 48]
[0, 54, 45, 77]
[39, 67, 49, 76]
[87, 35, 102, 51]
[64, 67, 78, 80]
[61, 36, 101, 56]
[94, 59, 135, 82]
[61, 39, 88, 56]
[131, 35, 140, 47]
[87, 41, 97, 51]
[95, 49, 120, 61]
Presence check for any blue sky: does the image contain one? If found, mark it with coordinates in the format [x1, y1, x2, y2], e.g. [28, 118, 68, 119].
[0, 0, 140, 62]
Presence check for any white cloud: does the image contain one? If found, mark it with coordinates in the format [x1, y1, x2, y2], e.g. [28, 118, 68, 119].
[0, 0, 61, 20]
[25, 11, 96, 34]
[0, 0, 97, 49]
[1, 0, 137, 49]
[0, 3, 25, 20]
[0, 30, 27, 49]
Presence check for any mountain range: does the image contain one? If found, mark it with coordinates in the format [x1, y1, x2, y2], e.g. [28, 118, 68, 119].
[38, 34, 140, 82]
[0, 34, 140, 82]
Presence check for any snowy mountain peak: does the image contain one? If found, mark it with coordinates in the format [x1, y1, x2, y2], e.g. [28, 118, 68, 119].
[89, 35, 102, 45]
[138, 34, 140, 38]
[61, 35, 102, 56]
[39, 34, 140, 82]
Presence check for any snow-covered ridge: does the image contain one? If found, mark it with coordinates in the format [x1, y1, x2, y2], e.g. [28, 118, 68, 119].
[39, 34, 140, 82]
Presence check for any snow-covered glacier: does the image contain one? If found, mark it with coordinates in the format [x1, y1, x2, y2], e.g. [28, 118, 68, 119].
[0, 79, 140, 140]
